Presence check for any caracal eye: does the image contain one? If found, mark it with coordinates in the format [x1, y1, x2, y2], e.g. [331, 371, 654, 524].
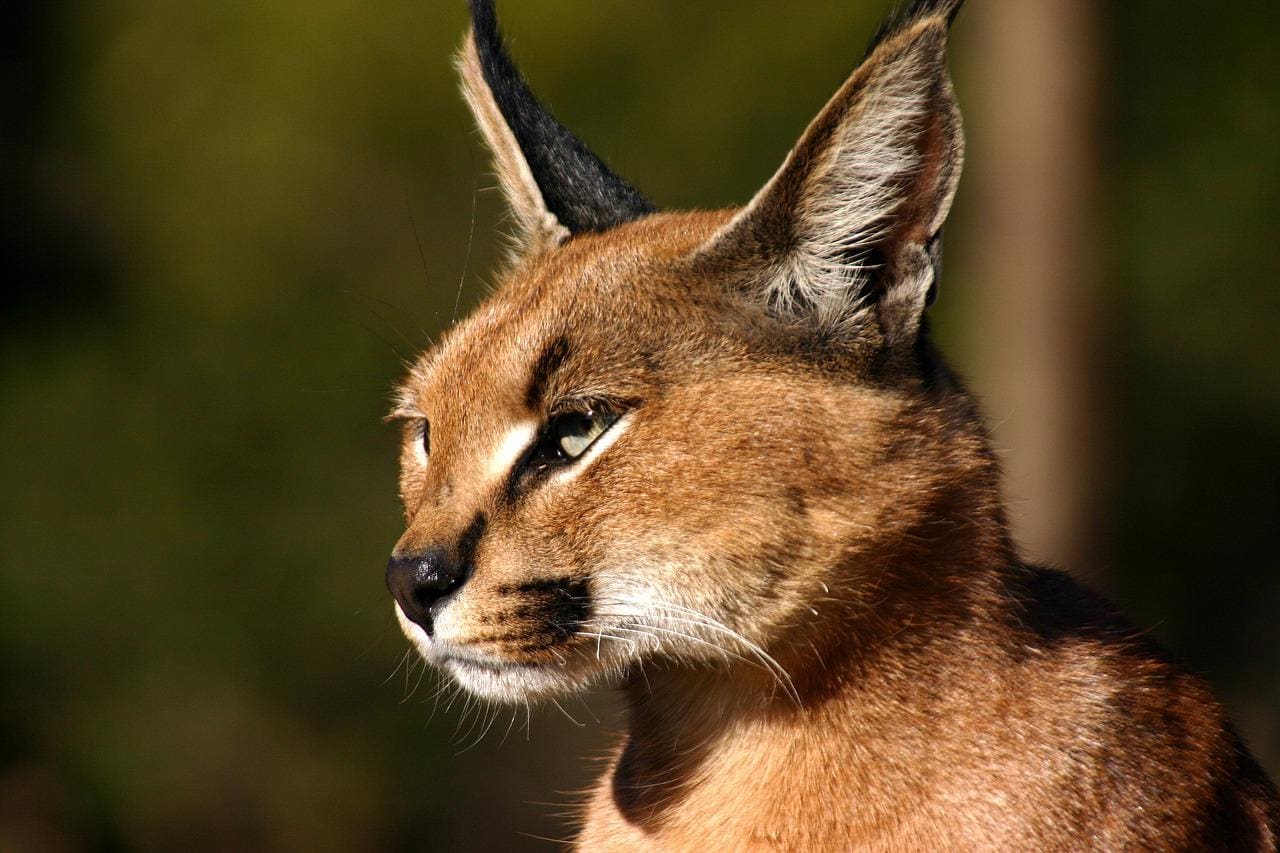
[416, 419, 430, 464]
[554, 409, 616, 460]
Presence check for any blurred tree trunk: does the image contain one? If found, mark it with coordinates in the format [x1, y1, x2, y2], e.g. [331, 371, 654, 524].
[964, 0, 1102, 576]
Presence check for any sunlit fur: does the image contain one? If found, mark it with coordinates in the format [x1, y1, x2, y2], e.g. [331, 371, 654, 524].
[392, 210, 857, 706]
[387, 1, 1279, 848]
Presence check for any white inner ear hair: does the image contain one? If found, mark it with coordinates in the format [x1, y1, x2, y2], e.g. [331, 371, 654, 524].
[768, 42, 940, 331]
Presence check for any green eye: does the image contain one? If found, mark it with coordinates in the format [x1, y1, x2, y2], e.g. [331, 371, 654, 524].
[551, 408, 617, 461]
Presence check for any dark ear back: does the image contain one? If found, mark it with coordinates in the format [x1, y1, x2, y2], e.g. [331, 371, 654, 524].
[697, 0, 966, 347]
[459, 0, 655, 252]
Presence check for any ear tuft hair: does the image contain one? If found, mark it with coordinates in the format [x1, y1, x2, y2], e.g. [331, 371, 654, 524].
[867, 0, 965, 58]
[465, 0, 656, 237]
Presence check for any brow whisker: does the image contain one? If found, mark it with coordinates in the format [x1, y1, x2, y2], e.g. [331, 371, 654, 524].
[452, 171, 479, 324]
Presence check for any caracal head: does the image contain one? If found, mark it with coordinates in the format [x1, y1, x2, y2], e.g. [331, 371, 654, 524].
[387, 0, 968, 704]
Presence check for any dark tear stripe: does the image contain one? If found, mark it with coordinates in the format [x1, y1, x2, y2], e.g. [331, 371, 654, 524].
[499, 576, 584, 599]
[456, 513, 487, 570]
[496, 576, 592, 637]
[501, 455, 531, 509]
[525, 335, 571, 411]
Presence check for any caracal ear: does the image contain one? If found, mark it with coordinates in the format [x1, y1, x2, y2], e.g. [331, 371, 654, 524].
[457, 0, 656, 256]
[698, 0, 965, 347]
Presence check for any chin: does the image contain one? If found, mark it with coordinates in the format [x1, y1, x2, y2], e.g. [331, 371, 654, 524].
[394, 603, 619, 703]
[440, 655, 604, 702]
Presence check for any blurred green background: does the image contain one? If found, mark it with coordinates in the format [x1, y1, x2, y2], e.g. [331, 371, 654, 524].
[2, 1, 1277, 850]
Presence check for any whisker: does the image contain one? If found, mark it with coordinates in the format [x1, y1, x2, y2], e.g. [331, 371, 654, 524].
[574, 694, 601, 725]
[652, 611, 801, 706]
[339, 288, 420, 354]
[403, 194, 434, 294]
[549, 696, 586, 727]
[611, 622, 761, 672]
[424, 674, 453, 727]
[636, 660, 654, 698]
[443, 682, 466, 716]
[458, 694, 494, 748]
[337, 313, 413, 362]
[499, 706, 519, 747]
[575, 628, 638, 655]
[452, 172, 479, 324]
[399, 655, 418, 703]
[453, 694, 478, 741]
[458, 700, 501, 754]
[591, 595, 801, 706]
[383, 647, 412, 687]
[404, 654, 431, 702]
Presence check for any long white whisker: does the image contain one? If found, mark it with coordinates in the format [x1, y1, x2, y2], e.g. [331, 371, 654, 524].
[549, 696, 585, 727]
[458, 701, 501, 754]
[611, 622, 762, 671]
[400, 654, 430, 704]
[575, 629, 637, 654]
[424, 672, 451, 727]
[653, 612, 801, 706]
[453, 680, 468, 712]
[499, 706, 519, 747]
[591, 596, 801, 706]
[454, 694, 481, 742]
[383, 648, 413, 686]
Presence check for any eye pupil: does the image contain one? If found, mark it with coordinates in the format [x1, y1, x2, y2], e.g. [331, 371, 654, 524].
[549, 408, 615, 462]
[422, 420, 431, 455]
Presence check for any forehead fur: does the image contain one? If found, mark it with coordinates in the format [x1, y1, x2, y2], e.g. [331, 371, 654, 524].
[397, 210, 750, 411]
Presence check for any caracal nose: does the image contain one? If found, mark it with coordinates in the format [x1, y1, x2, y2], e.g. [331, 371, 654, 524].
[385, 548, 470, 633]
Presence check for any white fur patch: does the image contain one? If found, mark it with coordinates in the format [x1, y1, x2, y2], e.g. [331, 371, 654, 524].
[395, 602, 432, 652]
[412, 420, 429, 466]
[486, 421, 537, 482]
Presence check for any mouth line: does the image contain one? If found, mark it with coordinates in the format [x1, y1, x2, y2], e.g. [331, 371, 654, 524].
[425, 631, 637, 701]
[439, 651, 544, 674]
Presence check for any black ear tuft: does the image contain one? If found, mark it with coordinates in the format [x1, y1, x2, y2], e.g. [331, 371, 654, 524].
[866, 0, 965, 58]
[468, 0, 656, 234]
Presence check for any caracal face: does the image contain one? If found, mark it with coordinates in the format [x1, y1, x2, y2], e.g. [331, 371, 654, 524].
[387, 0, 966, 705]
[390, 211, 927, 703]
[379, 4, 1280, 847]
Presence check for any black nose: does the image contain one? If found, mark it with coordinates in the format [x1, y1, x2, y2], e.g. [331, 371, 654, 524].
[386, 548, 470, 633]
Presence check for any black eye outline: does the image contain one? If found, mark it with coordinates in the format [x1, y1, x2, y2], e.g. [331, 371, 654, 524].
[520, 402, 623, 479]
[553, 408, 618, 460]
[420, 419, 431, 457]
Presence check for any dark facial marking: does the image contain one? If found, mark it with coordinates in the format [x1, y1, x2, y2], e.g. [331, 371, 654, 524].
[456, 512, 488, 570]
[525, 335, 571, 411]
[496, 576, 592, 645]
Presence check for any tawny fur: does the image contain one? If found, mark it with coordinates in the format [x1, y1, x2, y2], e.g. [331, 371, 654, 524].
[386, 2, 1279, 849]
